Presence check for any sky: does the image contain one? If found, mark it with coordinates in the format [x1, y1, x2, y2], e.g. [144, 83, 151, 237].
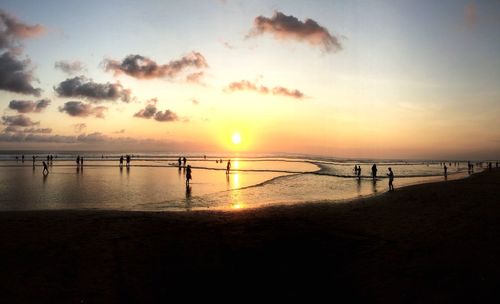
[0, 0, 499, 159]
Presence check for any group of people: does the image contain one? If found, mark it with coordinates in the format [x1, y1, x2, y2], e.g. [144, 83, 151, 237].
[353, 164, 394, 191]
[119, 155, 132, 168]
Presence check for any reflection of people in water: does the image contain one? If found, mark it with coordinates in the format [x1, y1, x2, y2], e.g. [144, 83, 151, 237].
[42, 161, 49, 175]
[186, 165, 192, 185]
[185, 185, 192, 211]
[387, 167, 394, 191]
[226, 160, 231, 174]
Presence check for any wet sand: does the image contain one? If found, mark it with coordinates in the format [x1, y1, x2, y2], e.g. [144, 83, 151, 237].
[0, 169, 499, 302]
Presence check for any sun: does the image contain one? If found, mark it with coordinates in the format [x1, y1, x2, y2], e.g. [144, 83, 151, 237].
[232, 133, 241, 145]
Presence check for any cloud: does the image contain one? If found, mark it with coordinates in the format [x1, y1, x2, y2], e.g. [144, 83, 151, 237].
[59, 101, 107, 118]
[0, 9, 46, 50]
[54, 60, 86, 75]
[225, 80, 304, 99]
[4, 126, 51, 133]
[191, 99, 199, 105]
[0, 51, 42, 96]
[2, 114, 39, 127]
[113, 129, 125, 134]
[8, 99, 50, 113]
[271, 86, 304, 99]
[464, 1, 478, 28]
[186, 71, 205, 85]
[247, 11, 342, 52]
[54, 76, 131, 103]
[134, 99, 179, 122]
[134, 104, 157, 119]
[103, 52, 208, 79]
[72, 123, 86, 133]
[154, 110, 178, 122]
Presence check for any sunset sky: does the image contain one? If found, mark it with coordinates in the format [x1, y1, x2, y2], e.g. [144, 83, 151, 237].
[0, 0, 499, 159]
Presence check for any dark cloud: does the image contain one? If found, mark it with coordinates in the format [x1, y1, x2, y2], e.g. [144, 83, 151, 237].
[72, 123, 86, 133]
[186, 71, 205, 85]
[54, 76, 132, 103]
[8, 99, 50, 113]
[0, 9, 46, 50]
[134, 104, 157, 119]
[54, 60, 86, 75]
[247, 11, 342, 52]
[154, 110, 178, 122]
[103, 52, 208, 79]
[59, 101, 107, 118]
[271, 86, 304, 99]
[225, 80, 304, 99]
[4, 126, 51, 133]
[134, 99, 179, 122]
[0, 51, 42, 96]
[2, 114, 39, 127]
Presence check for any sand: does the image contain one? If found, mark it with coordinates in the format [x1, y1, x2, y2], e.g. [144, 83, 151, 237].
[0, 169, 499, 302]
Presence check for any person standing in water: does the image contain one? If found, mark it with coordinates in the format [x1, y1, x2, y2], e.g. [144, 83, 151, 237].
[126, 155, 131, 168]
[80, 156, 84, 167]
[357, 165, 362, 179]
[183, 157, 187, 167]
[387, 167, 394, 191]
[119, 155, 124, 168]
[226, 159, 231, 174]
[178, 157, 182, 167]
[42, 161, 49, 175]
[32, 155, 36, 167]
[444, 164, 448, 177]
[371, 164, 378, 180]
[186, 165, 192, 185]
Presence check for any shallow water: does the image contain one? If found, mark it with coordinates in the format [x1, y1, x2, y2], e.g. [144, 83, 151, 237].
[0, 154, 478, 211]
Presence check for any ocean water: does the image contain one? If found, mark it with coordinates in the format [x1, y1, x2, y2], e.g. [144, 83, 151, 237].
[0, 152, 476, 211]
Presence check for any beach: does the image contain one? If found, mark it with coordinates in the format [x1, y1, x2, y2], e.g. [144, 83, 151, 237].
[0, 168, 499, 302]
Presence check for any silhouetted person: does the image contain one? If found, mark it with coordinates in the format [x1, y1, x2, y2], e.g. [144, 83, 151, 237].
[357, 165, 361, 179]
[15, 156, 18, 162]
[47, 155, 50, 162]
[119, 156, 124, 168]
[178, 157, 182, 167]
[183, 157, 187, 166]
[371, 164, 377, 180]
[204, 155, 206, 160]
[226, 159, 231, 174]
[444, 164, 448, 177]
[387, 167, 394, 191]
[353, 165, 358, 176]
[42, 161, 49, 175]
[126, 155, 131, 168]
[489, 162, 492, 171]
[80, 156, 84, 167]
[496, 162, 499, 168]
[50, 155, 53, 163]
[76, 155, 80, 166]
[22, 154, 24, 163]
[186, 165, 192, 185]
[32, 155, 36, 167]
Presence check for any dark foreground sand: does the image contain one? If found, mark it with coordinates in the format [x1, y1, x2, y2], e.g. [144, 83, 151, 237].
[1, 169, 500, 303]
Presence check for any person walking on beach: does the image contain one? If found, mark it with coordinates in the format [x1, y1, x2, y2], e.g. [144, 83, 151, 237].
[387, 167, 394, 191]
[22, 154, 25, 163]
[42, 161, 49, 175]
[32, 155, 36, 167]
[80, 156, 84, 167]
[186, 165, 192, 185]
[357, 165, 362, 179]
[371, 164, 378, 180]
[119, 156, 124, 168]
[183, 157, 187, 167]
[126, 155, 131, 168]
[178, 157, 182, 167]
[354, 165, 358, 176]
[444, 164, 448, 177]
[226, 159, 231, 174]
[76, 155, 80, 166]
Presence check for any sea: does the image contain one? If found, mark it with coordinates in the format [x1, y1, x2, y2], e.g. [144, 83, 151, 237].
[0, 151, 475, 211]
